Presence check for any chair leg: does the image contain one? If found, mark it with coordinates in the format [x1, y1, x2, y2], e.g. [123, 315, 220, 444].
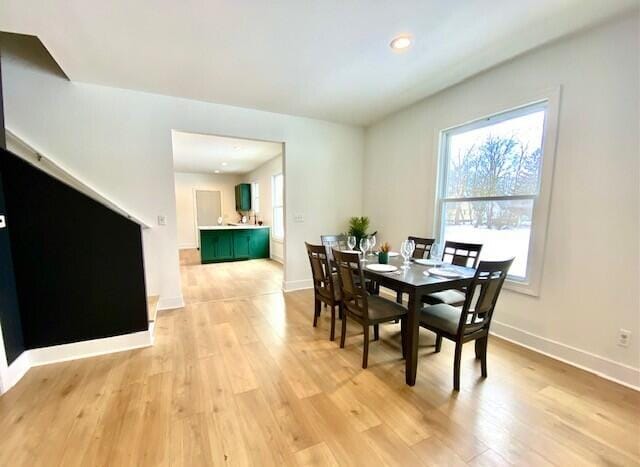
[435, 334, 442, 353]
[313, 299, 320, 327]
[475, 338, 482, 359]
[340, 312, 348, 348]
[330, 306, 336, 341]
[480, 337, 488, 378]
[396, 291, 403, 304]
[373, 324, 379, 341]
[338, 302, 344, 320]
[453, 341, 463, 391]
[362, 325, 370, 369]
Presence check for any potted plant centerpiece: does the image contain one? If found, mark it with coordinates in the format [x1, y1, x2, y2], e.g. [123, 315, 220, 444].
[347, 216, 377, 249]
[378, 241, 391, 264]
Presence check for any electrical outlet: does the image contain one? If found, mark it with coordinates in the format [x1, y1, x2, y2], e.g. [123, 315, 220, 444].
[618, 329, 631, 347]
[157, 215, 167, 226]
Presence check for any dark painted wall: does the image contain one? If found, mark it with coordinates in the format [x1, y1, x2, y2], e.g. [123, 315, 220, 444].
[0, 148, 148, 348]
[0, 173, 25, 364]
[0, 50, 26, 364]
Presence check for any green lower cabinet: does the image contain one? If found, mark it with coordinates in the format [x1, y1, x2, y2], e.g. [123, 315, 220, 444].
[200, 228, 270, 263]
[249, 227, 270, 259]
[233, 230, 251, 259]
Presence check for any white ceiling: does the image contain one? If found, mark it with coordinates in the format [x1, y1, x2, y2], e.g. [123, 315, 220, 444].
[0, 1, 636, 125]
[171, 131, 282, 174]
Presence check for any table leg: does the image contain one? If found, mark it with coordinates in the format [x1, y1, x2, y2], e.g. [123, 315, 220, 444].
[405, 290, 419, 386]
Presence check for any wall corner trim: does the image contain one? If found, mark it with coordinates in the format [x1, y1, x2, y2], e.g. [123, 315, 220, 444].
[157, 295, 185, 311]
[282, 279, 313, 292]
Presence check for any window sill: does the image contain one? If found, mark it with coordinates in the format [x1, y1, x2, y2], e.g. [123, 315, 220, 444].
[504, 278, 539, 297]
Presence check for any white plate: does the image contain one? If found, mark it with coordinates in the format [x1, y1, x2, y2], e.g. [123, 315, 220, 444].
[414, 258, 443, 266]
[387, 251, 400, 257]
[366, 264, 398, 273]
[425, 268, 461, 278]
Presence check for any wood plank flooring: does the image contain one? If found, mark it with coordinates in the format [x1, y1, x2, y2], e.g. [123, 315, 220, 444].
[0, 257, 638, 466]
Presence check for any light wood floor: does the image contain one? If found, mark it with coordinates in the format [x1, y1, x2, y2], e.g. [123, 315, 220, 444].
[0, 258, 638, 466]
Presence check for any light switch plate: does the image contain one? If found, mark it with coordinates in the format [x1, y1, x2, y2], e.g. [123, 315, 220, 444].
[0, 215, 5, 228]
[294, 214, 305, 223]
[157, 215, 167, 226]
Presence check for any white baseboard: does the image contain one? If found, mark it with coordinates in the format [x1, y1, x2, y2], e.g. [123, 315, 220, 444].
[491, 321, 640, 391]
[0, 351, 31, 394]
[157, 295, 185, 311]
[271, 254, 284, 264]
[0, 330, 153, 394]
[179, 244, 197, 250]
[29, 330, 153, 367]
[282, 279, 313, 292]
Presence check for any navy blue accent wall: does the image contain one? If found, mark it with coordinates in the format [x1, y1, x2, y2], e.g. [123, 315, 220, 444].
[0, 148, 148, 348]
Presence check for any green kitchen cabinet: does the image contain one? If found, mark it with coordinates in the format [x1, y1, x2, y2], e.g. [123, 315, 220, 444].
[232, 230, 251, 259]
[200, 230, 234, 263]
[235, 183, 251, 211]
[249, 227, 270, 259]
[200, 228, 270, 263]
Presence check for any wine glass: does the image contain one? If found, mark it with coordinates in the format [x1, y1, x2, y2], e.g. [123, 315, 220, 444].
[347, 235, 356, 251]
[359, 237, 370, 262]
[368, 235, 377, 256]
[407, 239, 415, 259]
[400, 240, 410, 269]
[431, 242, 441, 262]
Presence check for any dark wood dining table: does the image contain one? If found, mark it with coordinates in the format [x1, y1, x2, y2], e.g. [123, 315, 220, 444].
[361, 255, 476, 386]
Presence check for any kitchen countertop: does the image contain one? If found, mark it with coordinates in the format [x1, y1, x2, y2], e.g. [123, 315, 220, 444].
[199, 224, 270, 230]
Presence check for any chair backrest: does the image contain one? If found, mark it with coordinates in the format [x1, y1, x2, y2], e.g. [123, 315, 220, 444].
[333, 249, 368, 320]
[442, 240, 482, 268]
[320, 234, 348, 260]
[409, 236, 435, 259]
[457, 258, 514, 336]
[305, 242, 337, 301]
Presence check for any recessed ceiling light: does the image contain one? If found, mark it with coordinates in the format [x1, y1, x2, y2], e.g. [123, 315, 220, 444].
[390, 35, 412, 51]
[221, 162, 228, 166]
[214, 170, 220, 173]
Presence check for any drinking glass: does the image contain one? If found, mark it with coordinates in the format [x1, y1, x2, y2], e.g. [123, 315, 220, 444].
[368, 235, 377, 256]
[407, 239, 415, 259]
[359, 237, 370, 262]
[347, 235, 356, 251]
[431, 242, 441, 262]
[400, 240, 410, 269]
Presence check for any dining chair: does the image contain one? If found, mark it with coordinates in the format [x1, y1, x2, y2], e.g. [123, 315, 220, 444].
[305, 242, 342, 341]
[423, 240, 483, 307]
[333, 249, 407, 369]
[419, 257, 514, 390]
[410, 236, 435, 259]
[320, 234, 348, 261]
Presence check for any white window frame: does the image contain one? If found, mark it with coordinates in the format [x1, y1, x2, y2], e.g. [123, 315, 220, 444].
[272, 173, 284, 241]
[434, 88, 560, 296]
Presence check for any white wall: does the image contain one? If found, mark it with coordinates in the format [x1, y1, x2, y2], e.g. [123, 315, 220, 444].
[174, 172, 240, 249]
[1, 37, 364, 307]
[242, 155, 284, 262]
[364, 16, 639, 386]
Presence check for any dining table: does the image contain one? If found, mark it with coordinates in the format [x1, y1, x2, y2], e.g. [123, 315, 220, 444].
[361, 254, 476, 386]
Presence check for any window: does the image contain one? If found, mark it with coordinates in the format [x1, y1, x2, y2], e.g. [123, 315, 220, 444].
[272, 173, 284, 240]
[436, 100, 555, 290]
[251, 182, 260, 213]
